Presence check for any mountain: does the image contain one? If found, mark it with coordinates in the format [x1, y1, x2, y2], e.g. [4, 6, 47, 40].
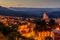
[9, 7, 60, 12]
[0, 6, 60, 18]
[0, 6, 43, 17]
[48, 11, 60, 18]
[0, 6, 16, 16]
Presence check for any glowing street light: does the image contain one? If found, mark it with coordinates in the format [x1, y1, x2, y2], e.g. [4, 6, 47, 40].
[56, 27, 60, 31]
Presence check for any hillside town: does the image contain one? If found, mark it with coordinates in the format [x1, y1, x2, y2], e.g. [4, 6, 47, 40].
[0, 12, 60, 40]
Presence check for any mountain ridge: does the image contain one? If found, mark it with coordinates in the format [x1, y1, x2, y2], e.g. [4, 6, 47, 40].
[0, 6, 60, 18]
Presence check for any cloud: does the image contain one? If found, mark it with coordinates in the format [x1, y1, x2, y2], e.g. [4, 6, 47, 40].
[0, 0, 60, 8]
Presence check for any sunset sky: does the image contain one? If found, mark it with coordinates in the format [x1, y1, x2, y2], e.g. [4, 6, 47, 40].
[0, 0, 60, 8]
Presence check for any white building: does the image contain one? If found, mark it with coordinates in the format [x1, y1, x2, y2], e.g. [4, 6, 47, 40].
[43, 11, 50, 22]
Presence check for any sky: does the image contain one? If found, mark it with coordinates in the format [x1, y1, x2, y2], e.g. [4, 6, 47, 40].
[0, 0, 60, 8]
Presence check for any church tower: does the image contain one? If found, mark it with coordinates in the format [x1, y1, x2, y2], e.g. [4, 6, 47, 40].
[43, 11, 49, 22]
[43, 11, 49, 20]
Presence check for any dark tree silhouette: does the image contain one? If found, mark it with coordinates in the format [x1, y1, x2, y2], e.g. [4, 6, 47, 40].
[34, 19, 46, 32]
[45, 36, 53, 40]
[48, 19, 56, 29]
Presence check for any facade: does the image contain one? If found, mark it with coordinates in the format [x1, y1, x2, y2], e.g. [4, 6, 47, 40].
[53, 26, 60, 40]
[35, 31, 53, 40]
[54, 33, 60, 40]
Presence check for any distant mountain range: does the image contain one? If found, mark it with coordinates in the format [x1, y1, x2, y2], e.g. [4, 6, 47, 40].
[0, 6, 60, 18]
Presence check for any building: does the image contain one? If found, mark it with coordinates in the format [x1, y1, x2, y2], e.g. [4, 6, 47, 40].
[53, 26, 60, 40]
[43, 11, 50, 22]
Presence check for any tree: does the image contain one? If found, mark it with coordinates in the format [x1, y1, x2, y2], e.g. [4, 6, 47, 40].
[0, 22, 4, 27]
[0, 22, 12, 36]
[0, 22, 19, 40]
[45, 36, 53, 40]
[34, 19, 46, 32]
[48, 19, 56, 29]
[7, 24, 19, 40]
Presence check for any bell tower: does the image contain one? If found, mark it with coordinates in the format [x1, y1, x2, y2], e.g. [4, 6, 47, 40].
[43, 11, 49, 20]
[43, 11, 49, 22]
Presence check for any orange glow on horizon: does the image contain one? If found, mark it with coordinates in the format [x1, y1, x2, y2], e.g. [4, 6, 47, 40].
[0, 4, 16, 7]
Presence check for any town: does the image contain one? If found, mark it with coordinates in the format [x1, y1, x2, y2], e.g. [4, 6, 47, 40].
[0, 12, 60, 40]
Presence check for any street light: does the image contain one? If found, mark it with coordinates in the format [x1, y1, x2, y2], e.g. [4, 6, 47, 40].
[56, 27, 60, 31]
